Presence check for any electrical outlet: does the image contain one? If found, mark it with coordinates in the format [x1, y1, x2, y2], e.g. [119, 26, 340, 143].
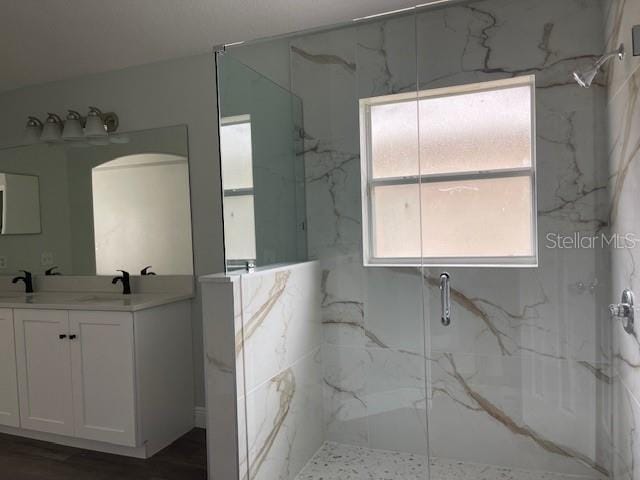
[0, 257, 6, 269]
[41, 252, 54, 266]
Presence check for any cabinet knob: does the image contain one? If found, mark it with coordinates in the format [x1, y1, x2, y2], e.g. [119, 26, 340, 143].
[59, 334, 67, 339]
[69, 334, 77, 340]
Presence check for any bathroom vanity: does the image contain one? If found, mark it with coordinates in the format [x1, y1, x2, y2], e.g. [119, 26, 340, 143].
[0, 125, 198, 459]
[0, 291, 194, 458]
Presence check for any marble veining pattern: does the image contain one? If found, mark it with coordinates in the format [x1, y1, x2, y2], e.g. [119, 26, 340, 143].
[606, 0, 640, 479]
[237, 263, 324, 480]
[295, 442, 604, 480]
[288, 0, 612, 475]
[219, 0, 617, 477]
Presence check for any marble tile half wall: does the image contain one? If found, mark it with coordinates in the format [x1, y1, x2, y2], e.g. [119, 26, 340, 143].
[201, 261, 323, 480]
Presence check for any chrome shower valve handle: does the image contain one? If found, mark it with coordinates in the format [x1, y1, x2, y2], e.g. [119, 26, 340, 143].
[610, 288, 635, 335]
[440, 272, 451, 326]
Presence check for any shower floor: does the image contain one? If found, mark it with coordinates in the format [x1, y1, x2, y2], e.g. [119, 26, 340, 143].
[295, 442, 600, 480]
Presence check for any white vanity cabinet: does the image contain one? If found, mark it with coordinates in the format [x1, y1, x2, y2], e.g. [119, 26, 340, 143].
[2, 299, 193, 458]
[68, 311, 136, 446]
[0, 308, 20, 427]
[14, 309, 75, 436]
[13, 309, 136, 444]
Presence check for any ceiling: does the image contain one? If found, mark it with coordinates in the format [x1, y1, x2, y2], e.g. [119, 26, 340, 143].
[0, 0, 432, 93]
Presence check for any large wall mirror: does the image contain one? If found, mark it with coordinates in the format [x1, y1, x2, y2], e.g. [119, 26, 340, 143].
[0, 125, 193, 276]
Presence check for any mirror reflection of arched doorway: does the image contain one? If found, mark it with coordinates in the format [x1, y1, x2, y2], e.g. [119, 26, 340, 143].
[91, 153, 193, 275]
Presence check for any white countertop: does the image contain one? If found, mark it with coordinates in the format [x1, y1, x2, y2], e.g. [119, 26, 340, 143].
[0, 291, 194, 312]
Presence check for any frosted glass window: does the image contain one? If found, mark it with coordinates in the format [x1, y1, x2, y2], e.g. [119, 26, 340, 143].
[421, 176, 533, 258]
[419, 86, 532, 174]
[360, 76, 537, 267]
[370, 101, 419, 179]
[372, 184, 421, 258]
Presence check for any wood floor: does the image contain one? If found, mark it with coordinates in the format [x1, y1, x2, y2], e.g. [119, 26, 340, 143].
[0, 428, 207, 480]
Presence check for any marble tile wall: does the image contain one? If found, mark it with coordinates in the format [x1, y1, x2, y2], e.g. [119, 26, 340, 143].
[201, 273, 243, 480]
[239, 262, 323, 480]
[605, 1, 640, 479]
[202, 261, 323, 480]
[287, 0, 612, 476]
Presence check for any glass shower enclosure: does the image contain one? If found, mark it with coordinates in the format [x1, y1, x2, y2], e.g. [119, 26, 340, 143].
[215, 0, 614, 478]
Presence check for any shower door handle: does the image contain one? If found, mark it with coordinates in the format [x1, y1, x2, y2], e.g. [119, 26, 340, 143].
[440, 272, 451, 326]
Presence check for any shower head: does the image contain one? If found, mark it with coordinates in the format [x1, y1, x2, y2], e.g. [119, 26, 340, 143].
[573, 44, 625, 88]
[573, 67, 599, 88]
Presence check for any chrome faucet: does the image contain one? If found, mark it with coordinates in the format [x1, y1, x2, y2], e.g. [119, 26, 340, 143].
[12, 270, 34, 294]
[112, 270, 131, 295]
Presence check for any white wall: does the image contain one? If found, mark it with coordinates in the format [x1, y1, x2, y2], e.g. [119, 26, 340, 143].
[0, 53, 225, 407]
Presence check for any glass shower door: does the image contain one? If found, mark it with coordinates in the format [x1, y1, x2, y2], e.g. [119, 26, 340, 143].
[416, 2, 611, 479]
[285, 11, 433, 479]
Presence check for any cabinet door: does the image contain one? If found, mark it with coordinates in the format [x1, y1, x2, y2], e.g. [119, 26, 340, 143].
[69, 311, 136, 446]
[0, 309, 20, 427]
[14, 309, 74, 435]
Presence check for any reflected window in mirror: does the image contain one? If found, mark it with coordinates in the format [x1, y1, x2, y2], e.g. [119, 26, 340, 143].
[220, 115, 257, 268]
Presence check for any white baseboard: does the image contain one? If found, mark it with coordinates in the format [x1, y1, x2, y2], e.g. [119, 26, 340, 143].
[194, 406, 207, 429]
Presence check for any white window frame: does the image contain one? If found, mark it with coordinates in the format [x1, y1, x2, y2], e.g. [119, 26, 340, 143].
[359, 76, 538, 268]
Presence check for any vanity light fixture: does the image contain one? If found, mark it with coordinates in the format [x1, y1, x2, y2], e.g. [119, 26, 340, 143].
[25, 107, 119, 145]
[85, 106, 109, 138]
[40, 113, 64, 143]
[62, 110, 85, 141]
[24, 116, 43, 144]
